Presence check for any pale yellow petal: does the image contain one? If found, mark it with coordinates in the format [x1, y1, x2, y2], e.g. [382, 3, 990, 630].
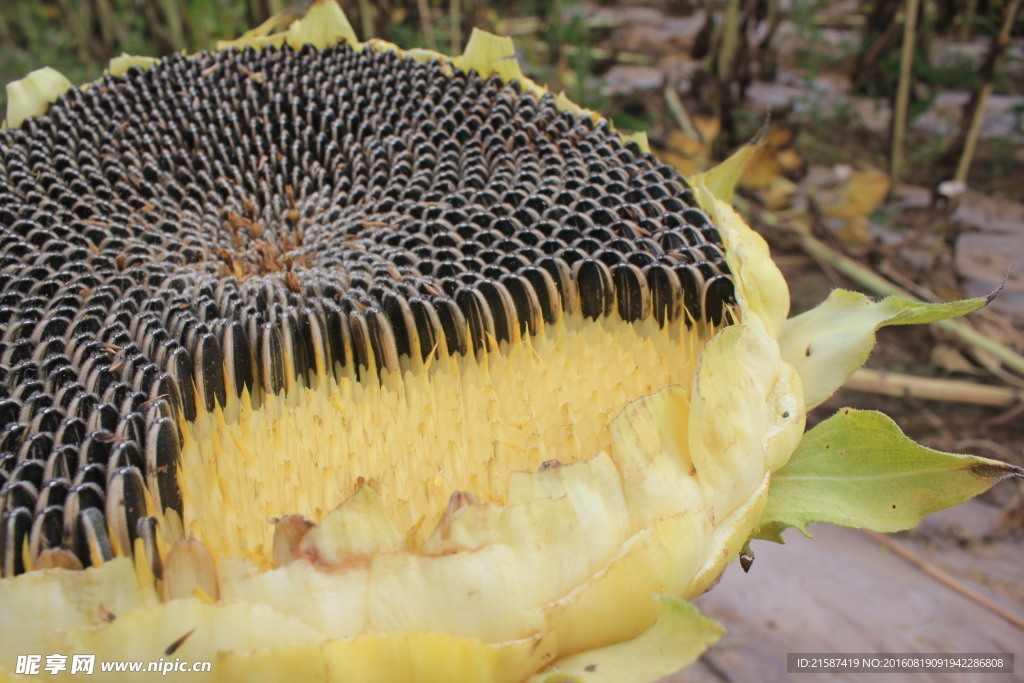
[69, 600, 324, 661]
[217, 0, 357, 51]
[533, 598, 724, 683]
[685, 471, 770, 596]
[695, 144, 791, 337]
[761, 362, 806, 473]
[546, 514, 710, 657]
[457, 29, 526, 84]
[623, 130, 651, 155]
[695, 141, 756, 204]
[367, 548, 546, 642]
[285, 0, 359, 50]
[0, 559, 141, 661]
[222, 560, 370, 638]
[299, 485, 404, 565]
[108, 54, 161, 77]
[705, 195, 790, 337]
[689, 321, 783, 520]
[422, 496, 603, 606]
[437, 455, 631, 601]
[220, 630, 555, 683]
[5, 67, 72, 128]
[607, 385, 705, 526]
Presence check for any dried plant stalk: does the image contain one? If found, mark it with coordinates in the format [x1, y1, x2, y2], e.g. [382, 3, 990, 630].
[889, 0, 921, 190]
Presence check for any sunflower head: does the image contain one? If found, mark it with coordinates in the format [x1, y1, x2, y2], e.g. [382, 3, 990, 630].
[0, 3, 1019, 681]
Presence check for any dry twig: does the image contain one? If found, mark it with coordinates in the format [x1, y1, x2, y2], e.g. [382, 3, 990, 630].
[866, 531, 1024, 631]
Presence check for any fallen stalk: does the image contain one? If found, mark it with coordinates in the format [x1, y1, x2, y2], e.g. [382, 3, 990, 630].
[847, 368, 1023, 408]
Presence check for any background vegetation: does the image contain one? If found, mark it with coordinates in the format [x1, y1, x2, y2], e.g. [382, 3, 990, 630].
[2, 1, 1020, 191]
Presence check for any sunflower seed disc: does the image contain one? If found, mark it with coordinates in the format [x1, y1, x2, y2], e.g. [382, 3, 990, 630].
[1, 41, 738, 575]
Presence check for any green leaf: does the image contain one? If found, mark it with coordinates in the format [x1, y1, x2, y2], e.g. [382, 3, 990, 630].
[531, 598, 724, 683]
[753, 409, 1022, 542]
[780, 290, 987, 408]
